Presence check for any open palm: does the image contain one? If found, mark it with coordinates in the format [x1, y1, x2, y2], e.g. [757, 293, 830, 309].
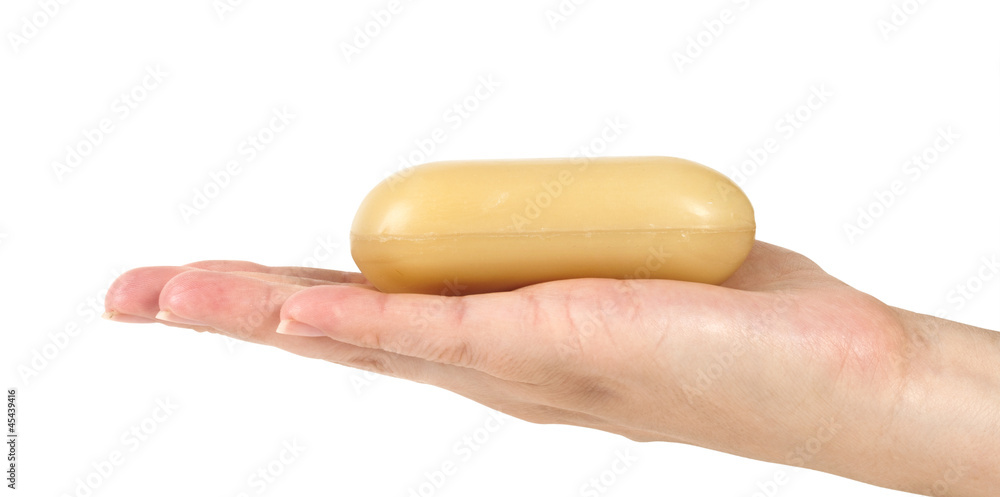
[104, 240, 912, 487]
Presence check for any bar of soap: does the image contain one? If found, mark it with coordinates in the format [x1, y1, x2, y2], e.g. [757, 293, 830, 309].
[350, 156, 755, 295]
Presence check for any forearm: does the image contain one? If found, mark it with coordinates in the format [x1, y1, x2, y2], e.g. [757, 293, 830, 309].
[870, 308, 1000, 496]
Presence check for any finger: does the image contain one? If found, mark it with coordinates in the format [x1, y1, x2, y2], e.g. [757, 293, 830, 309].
[183, 260, 371, 286]
[155, 269, 531, 392]
[279, 284, 562, 383]
[106, 266, 195, 317]
[103, 266, 215, 331]
[156, 269, 432, 367]
[109, 266, 678, 440]
[152, 270, 662, 439]
[107, 266, 509, 394]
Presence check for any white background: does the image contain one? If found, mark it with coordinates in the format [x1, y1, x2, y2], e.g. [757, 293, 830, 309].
[2, 0, 998, 496]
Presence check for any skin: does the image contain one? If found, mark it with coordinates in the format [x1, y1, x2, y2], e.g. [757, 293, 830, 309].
[103, 241, 999, 496]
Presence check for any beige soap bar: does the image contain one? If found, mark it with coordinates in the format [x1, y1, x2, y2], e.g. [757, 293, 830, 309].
[350, 156, 755, 295]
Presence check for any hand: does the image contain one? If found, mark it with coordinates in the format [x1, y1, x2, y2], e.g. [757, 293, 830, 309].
[103, 241, 1000, 496]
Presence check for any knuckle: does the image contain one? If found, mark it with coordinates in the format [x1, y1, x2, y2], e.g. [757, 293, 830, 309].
[446, 296, 469, 330]
[350, 352, 398, 377]
[553, 282, 631, 362]
[527, 370, 620, 410]
[408, 296, 478, 367]
[607, 279, 643, 321]
[517, 292, 546, 330]
[426, 338, 474, 368]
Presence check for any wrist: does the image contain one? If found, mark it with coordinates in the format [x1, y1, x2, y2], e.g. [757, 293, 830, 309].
[877, 308, 1000, 496]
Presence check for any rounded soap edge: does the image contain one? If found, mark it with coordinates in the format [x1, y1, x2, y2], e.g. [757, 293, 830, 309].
[351, 156, 757, 237]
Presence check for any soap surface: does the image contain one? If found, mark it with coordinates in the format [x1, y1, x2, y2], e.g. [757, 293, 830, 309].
[351, 156, 755, 295]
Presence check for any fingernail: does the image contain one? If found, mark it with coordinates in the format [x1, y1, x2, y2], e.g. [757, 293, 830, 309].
[276, 320, 326, 337]
[102, 310, 159, 324]
[155, 310, 209, 327]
